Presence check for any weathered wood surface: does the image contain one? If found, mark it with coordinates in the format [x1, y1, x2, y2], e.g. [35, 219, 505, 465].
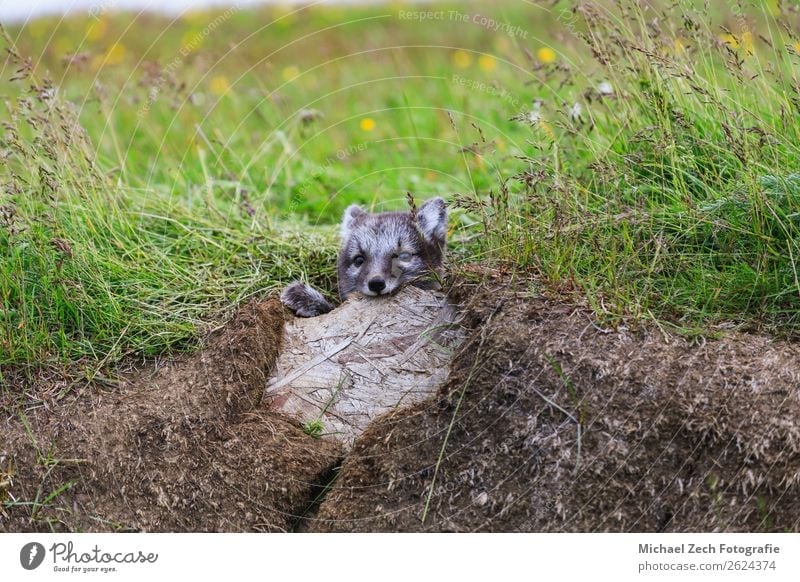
[263, 286, 464, 447]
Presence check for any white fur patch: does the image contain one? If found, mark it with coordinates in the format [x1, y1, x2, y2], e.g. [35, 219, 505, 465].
[341, 205, 366, 240]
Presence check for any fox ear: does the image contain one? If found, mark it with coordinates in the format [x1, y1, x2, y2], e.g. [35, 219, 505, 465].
[416, 197, 447, 244]
[341, 204, 367, 239]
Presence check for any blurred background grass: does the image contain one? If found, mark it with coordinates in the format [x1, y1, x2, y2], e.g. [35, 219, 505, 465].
[2, 0, 800, 379]
[7, 2, 546, 216]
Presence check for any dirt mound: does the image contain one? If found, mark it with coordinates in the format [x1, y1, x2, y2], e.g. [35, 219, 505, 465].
[309, 281, 800, 532]
[2, 298, 341, 532]
[4, 278, 800, 532]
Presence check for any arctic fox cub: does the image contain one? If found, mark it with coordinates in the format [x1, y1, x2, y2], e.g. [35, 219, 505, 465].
[281, 197, 447, 317]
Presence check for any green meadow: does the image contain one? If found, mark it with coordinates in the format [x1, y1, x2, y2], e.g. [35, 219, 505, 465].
[1, 0, 800, 376]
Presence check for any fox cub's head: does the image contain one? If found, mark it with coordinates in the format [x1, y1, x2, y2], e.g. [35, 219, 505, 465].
[337, 197, 447, 299]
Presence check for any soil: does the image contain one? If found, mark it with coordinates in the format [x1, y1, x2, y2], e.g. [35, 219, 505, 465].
[1, 299, 342, 532]
[309, 280, 800, 532]
[2, 275, 800, 532]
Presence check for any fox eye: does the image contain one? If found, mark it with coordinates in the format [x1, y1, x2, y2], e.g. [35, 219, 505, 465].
[396, 252, 412, 261]
[353, 255, 365, 267]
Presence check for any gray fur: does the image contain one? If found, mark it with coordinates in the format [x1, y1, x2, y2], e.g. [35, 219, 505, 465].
[281, 198, 448, 317]
[280, 282, 333, 317]
[341, 204, 367, 240]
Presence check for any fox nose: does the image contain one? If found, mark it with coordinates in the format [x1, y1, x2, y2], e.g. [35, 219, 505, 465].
[368, 278, 386, 294]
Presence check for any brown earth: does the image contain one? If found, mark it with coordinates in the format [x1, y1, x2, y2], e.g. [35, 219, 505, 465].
[1, 298, 342, 532]
[2, 276, 800, 532]
[309, 280, 800, 532]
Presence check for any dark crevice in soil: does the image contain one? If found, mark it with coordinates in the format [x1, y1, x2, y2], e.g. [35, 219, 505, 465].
[2, 297, 342, 532]
[289, 460, 343, 533]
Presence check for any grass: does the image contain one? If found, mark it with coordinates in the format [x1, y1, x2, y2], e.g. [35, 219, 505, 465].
[303, 371, 350, 438]
[1, 1, 540, 372]
[466, 0, 800, 333]
[1, 0, 800, 382]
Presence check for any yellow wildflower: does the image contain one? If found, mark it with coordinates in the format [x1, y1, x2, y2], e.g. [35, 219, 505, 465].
[452, 50, 472, 69]
[104, 42, 126, 65]
[86, 19, 107, 41]
[720, 33, 738, 49]
[210, 76, 231, 96]
[282, 65, 300, 82]
[478, 55, 497, 72]
[181, 31, 202, 52]
[536, 47, 556, 64]
[741, 31, 754, 53]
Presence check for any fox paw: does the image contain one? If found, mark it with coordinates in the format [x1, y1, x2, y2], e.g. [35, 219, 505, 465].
[280, 281, 334, 317]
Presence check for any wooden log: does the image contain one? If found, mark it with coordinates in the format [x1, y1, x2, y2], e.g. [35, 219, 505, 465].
[263, 286, 464, 447]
